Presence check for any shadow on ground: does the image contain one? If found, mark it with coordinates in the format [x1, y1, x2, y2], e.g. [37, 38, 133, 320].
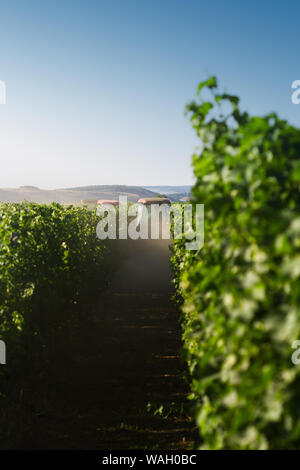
[3, 239, 195, 449]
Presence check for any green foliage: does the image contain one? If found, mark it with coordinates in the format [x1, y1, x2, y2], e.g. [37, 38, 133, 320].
[0, 202, 112, 368]
[171, 78, 300, 449]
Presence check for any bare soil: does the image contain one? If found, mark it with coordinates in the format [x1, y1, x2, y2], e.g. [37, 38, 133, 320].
[5, 239, 195, 449]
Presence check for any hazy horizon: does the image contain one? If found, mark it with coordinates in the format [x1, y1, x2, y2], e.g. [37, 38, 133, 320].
[0, 183, 192, 190]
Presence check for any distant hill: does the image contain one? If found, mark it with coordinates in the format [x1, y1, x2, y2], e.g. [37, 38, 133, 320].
[143, 185, 191, 195]
[0, 185, 158, 204]
[66, 185, 156, 197]
[0, 185, 193, 204]
[142, 186, 192, 202]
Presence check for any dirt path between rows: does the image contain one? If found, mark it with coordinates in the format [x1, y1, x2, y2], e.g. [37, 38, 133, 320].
[15, 239, 195, 449]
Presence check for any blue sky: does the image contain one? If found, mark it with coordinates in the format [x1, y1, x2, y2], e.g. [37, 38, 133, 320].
[0, 0, 299, 188]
